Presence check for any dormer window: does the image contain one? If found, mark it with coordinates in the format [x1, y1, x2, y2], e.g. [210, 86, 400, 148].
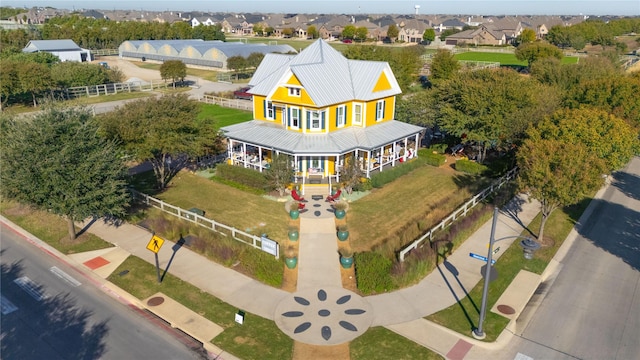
[288, 87, 301, 97]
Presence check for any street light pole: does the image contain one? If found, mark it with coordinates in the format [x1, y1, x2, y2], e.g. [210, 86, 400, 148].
[473, 207, 499, 339]
[472, 207, 540, 340]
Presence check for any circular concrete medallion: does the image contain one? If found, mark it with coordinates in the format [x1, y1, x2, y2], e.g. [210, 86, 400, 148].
[497, 304, 515, 315]
[314, 211, 321, 217]
[274, 287, 373, 345]
[147, 296, 165, 306]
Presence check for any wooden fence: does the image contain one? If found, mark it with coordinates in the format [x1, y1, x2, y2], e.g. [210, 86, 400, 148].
[65, 80, 168, 98]
[199, 95, 253, 111]
[130, 189, 279, 258]
[398, 167, 518, 262]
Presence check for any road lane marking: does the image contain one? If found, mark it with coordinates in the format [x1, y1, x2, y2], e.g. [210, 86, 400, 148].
[13, 276, 48, 301]
[1, 295, 18, 314]
[50, 266, 81, 287]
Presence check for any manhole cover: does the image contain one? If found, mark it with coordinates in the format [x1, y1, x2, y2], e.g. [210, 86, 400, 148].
[497, 304, 515, 315]
[314, 211, 321, 217]
[147, 296, 165, 306]
[313, 204, 321, 207]
[311, 195, 323, 201]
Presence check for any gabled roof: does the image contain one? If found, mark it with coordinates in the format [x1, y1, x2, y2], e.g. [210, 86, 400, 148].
[249, 39, 401, 107]
[23, 39, 82, 52]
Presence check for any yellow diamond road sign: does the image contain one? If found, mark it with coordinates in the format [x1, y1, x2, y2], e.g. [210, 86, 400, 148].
[146, 235, 165, 253]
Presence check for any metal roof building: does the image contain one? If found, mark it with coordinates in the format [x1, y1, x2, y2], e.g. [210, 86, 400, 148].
[118, 39, 297, 70]
[23, 39, 92, 62]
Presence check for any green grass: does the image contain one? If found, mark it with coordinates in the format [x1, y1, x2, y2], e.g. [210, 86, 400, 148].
[0, 200, 114, 254]
[454, 52, 579, 66]
[107, 256, 293, 360]
[198, 103, 253, 128]
[426, 197, 591, 341]
[348, 165, 488, 253]
[350, 326, 443, 359]
[136, 171, 290, 242]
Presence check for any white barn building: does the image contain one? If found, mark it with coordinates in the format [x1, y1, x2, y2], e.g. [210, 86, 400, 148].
[22, 39, 92, 62]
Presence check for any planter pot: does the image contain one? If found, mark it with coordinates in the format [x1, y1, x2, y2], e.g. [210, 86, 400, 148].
[340, 256, 353, 269]
[334, 209, 346, 219]
[337, 230, 349, 241]
[285, 257, 298, 269]
[288, 230, 299, 241]
[289, 209, 300, 220]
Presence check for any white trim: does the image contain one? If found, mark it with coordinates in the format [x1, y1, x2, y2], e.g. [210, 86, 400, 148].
[290, 106, 300, 129]
[265, 100, 275, 120]
[288, 87, 301, 97]
[336, 105, 346, 128]
[376, 100, 385, 121]
[309, 109, 323, 131]
[353, 102, 362, 126]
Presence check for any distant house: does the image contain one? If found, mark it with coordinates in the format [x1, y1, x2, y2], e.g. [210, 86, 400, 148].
[22, 39, 92, 62]
[444, 24, 506, 46]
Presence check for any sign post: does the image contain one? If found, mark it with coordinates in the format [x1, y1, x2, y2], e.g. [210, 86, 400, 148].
[146, 235, 165, 283]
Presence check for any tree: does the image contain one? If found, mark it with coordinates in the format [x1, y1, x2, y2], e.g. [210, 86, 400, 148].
[339, 157, 363, 194]
[515, 28, 537, 45]
[159, 60, 187, 88]
[265, 153, 294, 196]
[18, 62, 53, 107]
[281, 27, 293, 38]
[50, 62, 110, 88]
[355, 26, 368, 42]
[264, 26, 275, 36]
[422, 28, 436, 44]
[226, 55, 247, 77]
[515, 41, 563, 67]
[436, 68, 560, 162]
[342, 25, 356, 40]
[98, 94, 221, 190]
[307, 25, 318, 39]
[0, 106, 130, 240]
[440, 28, 461, 41]
[246, 52, 265, 69]
[527, 108, 639, 172]
[252, 23, 264, 36]
[566, 76, 640, 125]
[517, 139, 606, 243]
[0, 59, 18, 111]
[429, 49, 460, 80]
[386, 24, 399, 41]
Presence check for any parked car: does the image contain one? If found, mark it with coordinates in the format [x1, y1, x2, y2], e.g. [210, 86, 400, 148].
[342, 39, 353, 44]
[233, 87, 252, 100]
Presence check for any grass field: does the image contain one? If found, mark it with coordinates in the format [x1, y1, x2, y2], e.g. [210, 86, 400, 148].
[197, 103, 253, 128]
[454, 51, 579, 66]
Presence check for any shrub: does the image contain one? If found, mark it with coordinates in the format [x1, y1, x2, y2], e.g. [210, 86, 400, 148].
[213, 164, 269, 191]
[426, 143, 448, 154]
[455, 159, 489, 175]
[369, 159, 423, 188]
[422, 152, 446, 167]
[355, 252, 394, 294]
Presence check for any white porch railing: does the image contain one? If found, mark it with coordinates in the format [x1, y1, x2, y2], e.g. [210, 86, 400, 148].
[398, 167, 518, 262]
[130, 189, 279, 258]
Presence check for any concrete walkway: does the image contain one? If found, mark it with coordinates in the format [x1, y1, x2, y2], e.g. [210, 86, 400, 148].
[3, 189, 556, 359]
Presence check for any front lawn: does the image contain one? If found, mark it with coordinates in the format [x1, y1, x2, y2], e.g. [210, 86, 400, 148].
[198, 103, 253, 128]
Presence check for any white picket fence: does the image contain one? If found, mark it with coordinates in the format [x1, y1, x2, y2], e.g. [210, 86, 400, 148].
[199, 95, 253, 111]
[130, 189, 279, 258]
[398, 167, 518, 262]
[65, 80, 168, 98]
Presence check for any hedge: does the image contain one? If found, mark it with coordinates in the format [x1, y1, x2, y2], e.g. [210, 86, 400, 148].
[369, 159, 423, 188]
[422, 152, 446, 167]
[214, 163, 269, 190]
[454, 159, 489, 175]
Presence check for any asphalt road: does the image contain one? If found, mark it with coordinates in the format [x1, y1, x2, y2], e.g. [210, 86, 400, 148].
[513, 156, 640, 360]
[0, 225, 207, 360]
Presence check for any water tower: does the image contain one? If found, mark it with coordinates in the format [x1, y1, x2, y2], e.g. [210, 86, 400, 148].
[415, 4, 420, 15]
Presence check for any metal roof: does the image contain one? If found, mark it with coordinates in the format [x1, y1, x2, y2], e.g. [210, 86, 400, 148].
[118, 40, 295, 61]
[248, 39, 402, 107]
[221, 120, 424, 154]
[23, 39, 82, 52]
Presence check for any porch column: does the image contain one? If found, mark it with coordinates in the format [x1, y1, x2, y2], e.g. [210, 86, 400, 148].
[227, 140, 233, 162]
[243, 143, 248, 168]
[403, 138, 408, 161]
[258, 146, 263, 172]
[366, 150, 371, 178]
[414, 134, 419, 157]
[379, 145, 384, 171]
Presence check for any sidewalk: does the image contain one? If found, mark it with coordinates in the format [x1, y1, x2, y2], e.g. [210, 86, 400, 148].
[2, 191, 552, 359]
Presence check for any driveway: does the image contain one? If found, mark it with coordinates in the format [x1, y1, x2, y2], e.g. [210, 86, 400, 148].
[92, 56, 243, 99]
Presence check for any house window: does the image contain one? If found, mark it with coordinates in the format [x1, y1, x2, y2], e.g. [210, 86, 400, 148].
[288, 87, 301, 97]
[265, 101, 274, 119]
[290, 107, 300, 128]
[354, 104, 362, 125]
[336, 105, 346, 127]
[376, 100, 385, 121]
[309, 110, 322, 130]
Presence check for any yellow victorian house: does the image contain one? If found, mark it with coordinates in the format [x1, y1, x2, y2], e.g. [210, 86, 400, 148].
[221, 39, 424, 191]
